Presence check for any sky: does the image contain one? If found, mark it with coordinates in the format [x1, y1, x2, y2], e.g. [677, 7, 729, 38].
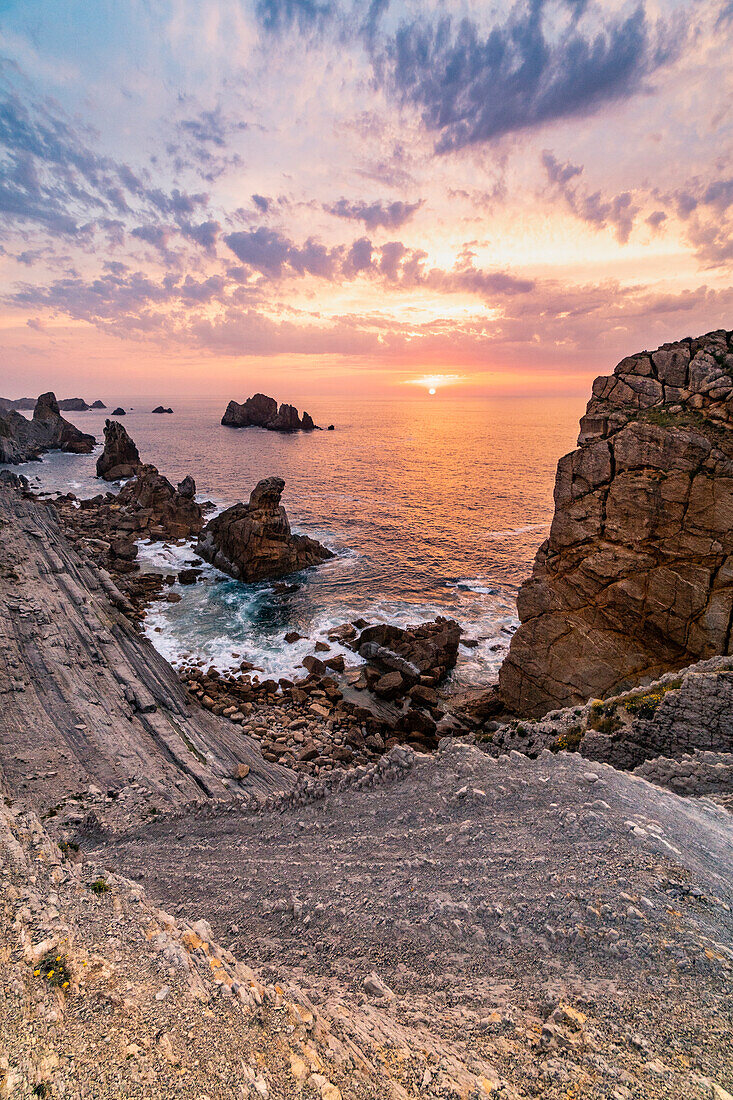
[0, 0, 732, 399]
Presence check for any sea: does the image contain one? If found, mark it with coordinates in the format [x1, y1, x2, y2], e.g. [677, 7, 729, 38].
[3, 394, 583, 690]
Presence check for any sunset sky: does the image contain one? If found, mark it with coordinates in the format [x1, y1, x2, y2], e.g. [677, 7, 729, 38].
[1, 0, 732, 398]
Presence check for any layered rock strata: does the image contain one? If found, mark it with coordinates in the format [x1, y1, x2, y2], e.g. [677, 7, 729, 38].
[197, 476, 333, 581]
[500, 328, 733, 717]
[0, 480, 290, 829]
[0, 392, 95, 464]
[222, 392, 319, 431]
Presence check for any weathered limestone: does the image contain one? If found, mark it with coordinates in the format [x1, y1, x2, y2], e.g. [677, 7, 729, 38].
[197, 476, 333, 582]
[500, 329, 733, 717]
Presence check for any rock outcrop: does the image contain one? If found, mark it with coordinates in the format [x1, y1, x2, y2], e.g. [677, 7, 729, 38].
[500, 328, 733, 717]
[356, 618, 461, 694]
[112, 406, 126, 415]
[197, 476, 333, 581]
[96, 418, 141, 480]
[152, 405, 173, 413]
[117, 464, 203, 539]
[0, 392, 95, 464]
[91, 399, 106, 408]
[221, 392, 320, 431]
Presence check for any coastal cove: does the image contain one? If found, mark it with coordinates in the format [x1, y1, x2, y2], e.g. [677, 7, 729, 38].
[2, 393, 581, 689]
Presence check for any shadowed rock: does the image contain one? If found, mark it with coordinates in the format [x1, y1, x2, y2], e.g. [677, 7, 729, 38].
[97, 419, 142, 480]
[0, 391, 95, 463]
[500, 328, 733, 717]
[197, 476, 333, 582]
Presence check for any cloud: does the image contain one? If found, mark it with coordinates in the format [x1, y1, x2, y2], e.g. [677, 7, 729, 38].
[380, 2, 676, 152]
[252, 193, 270, 213]
[254, 0, 335, 34]
[326, 197, 422, 230]
[542, 151, 639, 243]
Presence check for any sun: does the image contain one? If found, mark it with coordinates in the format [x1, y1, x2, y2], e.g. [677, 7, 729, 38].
[429, 387, 436, 395]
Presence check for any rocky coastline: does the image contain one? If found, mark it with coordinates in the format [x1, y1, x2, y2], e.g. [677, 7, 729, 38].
[0, 391, 95, 464]
[2, 336, 733, 1098]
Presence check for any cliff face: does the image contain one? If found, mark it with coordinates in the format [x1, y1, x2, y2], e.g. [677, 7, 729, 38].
[500, 328, 733, 717]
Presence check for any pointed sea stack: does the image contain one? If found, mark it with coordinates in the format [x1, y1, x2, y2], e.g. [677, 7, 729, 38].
[97, 419, 142, 480]
[499, 328, 733, 717]
[197, 476, 333, 582]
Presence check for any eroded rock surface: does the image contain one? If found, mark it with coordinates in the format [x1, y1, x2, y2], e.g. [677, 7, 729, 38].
[96, 418, 142, 480]
[117, 464, 203, 539]
[197, 476, 333, 582]
[500, 329, 733, 717]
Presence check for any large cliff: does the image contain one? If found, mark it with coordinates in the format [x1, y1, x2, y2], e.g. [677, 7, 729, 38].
[500, 328, 733, 717]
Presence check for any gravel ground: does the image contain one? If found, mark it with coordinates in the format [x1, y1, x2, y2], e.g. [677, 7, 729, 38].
[93, 744, 733, 1097]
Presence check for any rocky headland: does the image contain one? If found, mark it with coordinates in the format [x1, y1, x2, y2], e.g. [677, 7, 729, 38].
[197, 476, 333, 582]
[0, 395, 105, 412]
[2, 337, 733, 1098]
[0, 391, 95, 464]
[222, 392, 319, 431]
[96, 418, 142, 480]
[500, 328, 733, 717]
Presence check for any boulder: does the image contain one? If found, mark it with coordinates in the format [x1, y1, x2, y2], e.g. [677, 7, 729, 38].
[96, 419, 141, 480]
[356, 618, 461, 686]
[196, 476, 334, 582]
[177, 475, 196, 499]
[117, 464, 204, 539]
[500, 328, 733, 717]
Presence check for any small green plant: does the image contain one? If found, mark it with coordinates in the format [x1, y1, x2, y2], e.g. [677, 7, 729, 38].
[588, 701, 622, 734]
[58, 840, 79, 855]
[34, 951, 72, 990]
[89, 878, 110, 895]
[550, 724, 584, 753]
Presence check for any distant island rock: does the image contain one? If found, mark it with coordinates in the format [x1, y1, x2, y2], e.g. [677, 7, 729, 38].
[0, 392, 95, 464]
[152, 405, 173, 414]
[97, 419, 142, 480]
[499, 327, 733, 718]
[112, 406, 126, 415]
[197, 476, 333, 581]
[0, 395, 106, 412]
[221, 393, 320, 432]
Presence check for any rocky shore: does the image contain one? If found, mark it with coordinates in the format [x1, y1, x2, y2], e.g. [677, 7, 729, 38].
[0, 391, 95, 464]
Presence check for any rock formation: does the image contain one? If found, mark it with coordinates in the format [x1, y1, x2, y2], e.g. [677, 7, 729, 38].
[112, 406, 126, 415]
[356, 618, 461, 694]
[152, 405, 173, 413]
[57, 397, 90, 411]
[96, 418, 142, 480]
[91, 399, 106, 408]
[0, 392, 95, 464]
[221, 392, 321, 431]
[500, 328, 733, 717]
[117, 464, 203, 539]
[197, 476, 333, 581]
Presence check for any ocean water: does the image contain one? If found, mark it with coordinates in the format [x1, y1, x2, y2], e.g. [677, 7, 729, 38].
[4, 394, 583, 689]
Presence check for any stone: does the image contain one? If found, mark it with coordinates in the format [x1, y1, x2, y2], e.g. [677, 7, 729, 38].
[177, 568, 201, 585]
[96, 419, 141, 480]
[196, 477, 333, 583]
[500, 328, 733, 717]
[374, 671, 405, 699]
[234, 763, 250, 779]
[117, 465, 204, 538]
[112, 407, 126, 415]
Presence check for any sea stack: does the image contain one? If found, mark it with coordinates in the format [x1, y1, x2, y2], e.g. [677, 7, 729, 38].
[197, 476, 333, 581]
[221, 393, 321, 432]
[499, 328, 733, 717]
[96, 419, 142, 480]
